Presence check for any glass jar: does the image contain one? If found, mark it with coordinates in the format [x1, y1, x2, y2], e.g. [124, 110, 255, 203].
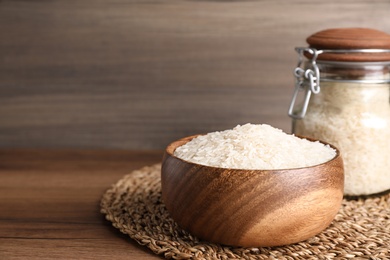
[288, 28, 390, 196]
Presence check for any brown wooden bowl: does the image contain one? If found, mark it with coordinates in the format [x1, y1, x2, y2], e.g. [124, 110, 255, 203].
[161, 135, 344, 247]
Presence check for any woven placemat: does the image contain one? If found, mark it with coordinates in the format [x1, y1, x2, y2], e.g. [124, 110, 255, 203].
[100, 164, 390, 259]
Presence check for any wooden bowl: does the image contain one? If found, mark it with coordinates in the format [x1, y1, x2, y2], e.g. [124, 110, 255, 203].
[161, 135, 344, 247]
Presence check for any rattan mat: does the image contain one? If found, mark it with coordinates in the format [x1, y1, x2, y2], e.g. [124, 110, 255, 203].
[100, 164, 390, 259]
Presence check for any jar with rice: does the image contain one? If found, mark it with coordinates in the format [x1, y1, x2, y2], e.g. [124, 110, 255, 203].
[288, 28, 390, 196]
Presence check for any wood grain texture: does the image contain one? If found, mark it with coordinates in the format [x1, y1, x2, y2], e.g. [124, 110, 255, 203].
[161, 135, 344, 247]
[306, 28, 390, 61]
[0, 149, 163, 260]
[1, 0, 390, 149]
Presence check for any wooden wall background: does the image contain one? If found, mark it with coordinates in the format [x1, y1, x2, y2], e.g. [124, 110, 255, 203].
[1, 0, 390, 149]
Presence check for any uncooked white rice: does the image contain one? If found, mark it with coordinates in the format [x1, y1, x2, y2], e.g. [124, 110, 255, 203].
[294, 82, 390, 195]
[174, 124, 336, 170]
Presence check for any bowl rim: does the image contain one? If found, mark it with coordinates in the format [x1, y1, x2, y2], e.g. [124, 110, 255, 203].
[165, 134, 342, 172]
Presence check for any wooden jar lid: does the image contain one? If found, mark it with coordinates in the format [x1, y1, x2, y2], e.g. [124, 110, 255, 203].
[306, 28, 390, 61]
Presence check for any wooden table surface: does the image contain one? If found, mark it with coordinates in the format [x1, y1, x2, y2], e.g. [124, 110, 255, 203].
[0, 149, 164, 260]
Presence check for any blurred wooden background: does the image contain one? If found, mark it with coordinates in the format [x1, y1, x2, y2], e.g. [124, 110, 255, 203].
[1, 0, 390, 149]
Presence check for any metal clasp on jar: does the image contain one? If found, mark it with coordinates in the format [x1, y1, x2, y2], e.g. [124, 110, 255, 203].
[288, 47, 321, 119]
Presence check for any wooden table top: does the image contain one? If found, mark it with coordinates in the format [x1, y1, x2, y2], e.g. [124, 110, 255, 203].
[0, 149, 164, 259]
